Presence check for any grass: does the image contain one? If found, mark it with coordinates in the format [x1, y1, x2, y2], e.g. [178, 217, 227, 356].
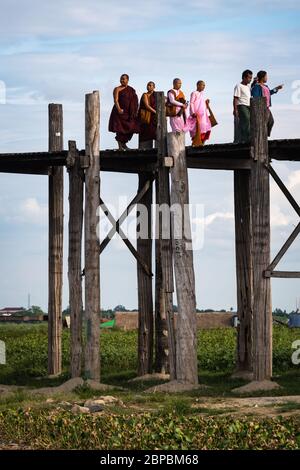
[276, 402, 300, 413]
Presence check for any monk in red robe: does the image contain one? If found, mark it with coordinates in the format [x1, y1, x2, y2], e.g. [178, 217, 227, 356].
[108, 74, 139, 150]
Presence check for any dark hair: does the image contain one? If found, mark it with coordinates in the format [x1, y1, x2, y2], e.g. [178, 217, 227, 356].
[257, 70, 267, 81]
[251, 77, 258, 89]
[197, 80, 205, 86]
[242, 69, 253, 79]
[121, 74, 129, 80]
[173, 78, 181, 85]
[147, 81, 155, 87]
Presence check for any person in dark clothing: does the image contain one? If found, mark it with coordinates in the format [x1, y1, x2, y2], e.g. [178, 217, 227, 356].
[251, 71, 283, 137]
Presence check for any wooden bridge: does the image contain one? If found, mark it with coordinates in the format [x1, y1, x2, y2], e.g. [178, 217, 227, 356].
[0, 91, 299, 390]
[0, 139, 299, 174]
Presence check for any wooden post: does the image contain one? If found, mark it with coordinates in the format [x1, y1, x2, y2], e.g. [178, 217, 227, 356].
[138, 131, 154, 375]
[137, 172, 154, 375]
[250, 97, 272, 381]
[154, 92, 176, 379]
[84, 91, 101, 381]
[168, 131, 198, 385]
[234, 169, 253, 374]
[67, 141, 84, 378]
[155, 181, 175, 377]
[48, 103, 64, 376]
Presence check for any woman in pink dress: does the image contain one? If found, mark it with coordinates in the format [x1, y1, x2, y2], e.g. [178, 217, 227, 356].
[189, 80, 212, 147]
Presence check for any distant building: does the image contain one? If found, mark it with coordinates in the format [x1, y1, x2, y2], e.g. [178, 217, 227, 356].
[0, 307, 26, 316]
[0, 307, 42, 323]
[114, 311, 235, 331]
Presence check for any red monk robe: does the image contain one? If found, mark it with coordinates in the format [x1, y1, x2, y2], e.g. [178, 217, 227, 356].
[108, 86, 140, 144]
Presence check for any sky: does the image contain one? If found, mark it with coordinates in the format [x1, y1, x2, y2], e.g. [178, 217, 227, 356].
[0, 0, 300, 312]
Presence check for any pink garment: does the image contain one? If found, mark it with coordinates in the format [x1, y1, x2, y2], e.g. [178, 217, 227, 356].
[188, 91, 212, 138]
[261, 84, 271, 108]
[167, 89, 190, 132]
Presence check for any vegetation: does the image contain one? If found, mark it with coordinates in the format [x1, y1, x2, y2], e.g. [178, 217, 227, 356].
[0, 324, 300, 385]
[1, 323, 300, 449]
[0, 409, 299, 450]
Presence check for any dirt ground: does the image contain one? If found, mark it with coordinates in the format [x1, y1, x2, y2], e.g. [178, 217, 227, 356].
[190, 395, 300, 417]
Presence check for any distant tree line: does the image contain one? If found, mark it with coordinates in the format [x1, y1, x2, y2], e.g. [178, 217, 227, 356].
[21, 305, 298, 319]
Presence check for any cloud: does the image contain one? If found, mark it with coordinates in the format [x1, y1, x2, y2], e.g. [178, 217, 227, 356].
[2, 197, 48, 225]
[287, 170, 300, 191]
[1, 0, 299, 39]
[193, 211, 234, 228]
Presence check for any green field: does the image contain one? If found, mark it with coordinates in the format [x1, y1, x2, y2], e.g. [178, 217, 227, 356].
[0, 323, 299, 384]
[0, 323, 300, 449]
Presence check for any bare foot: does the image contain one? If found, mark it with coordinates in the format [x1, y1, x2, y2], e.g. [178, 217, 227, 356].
[117, 141, 125, 151]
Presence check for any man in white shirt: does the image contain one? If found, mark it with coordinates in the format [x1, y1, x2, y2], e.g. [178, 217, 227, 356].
[233, 69, 253, 143]
[166, 78, 189, 132]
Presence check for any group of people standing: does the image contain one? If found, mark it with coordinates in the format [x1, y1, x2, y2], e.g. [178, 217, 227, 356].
[108, 71, 284, 151]
[109, 74, 215, 150]
[233, 69, 283, 143]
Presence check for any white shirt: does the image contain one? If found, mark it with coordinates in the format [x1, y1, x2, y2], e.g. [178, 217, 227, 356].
[234, 83, 251, 106]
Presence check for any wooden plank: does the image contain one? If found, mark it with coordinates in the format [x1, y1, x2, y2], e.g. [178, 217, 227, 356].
[168, 131, 198, 385]
[67, 141, 84, 378]
[48, 103, 64, 376]
[267, 222, 300, 272]
[99, 198, 153, 277]
[186, 142, 251, 158]
[268, 139, 300, 161]
[100, 179, 153, 253]
[266, 163, 300, 218]
[268, 271, 300, 278]
[84, 91, 101, 381]
[187, 157, 251, 170]
[137, 173, 154, 375]
[250, 97, 272, 381]
[122, 237, 152, 277]
[0, 167, 48, 175]
[1, 138, 300, 176]
[234, 170, 253, 373]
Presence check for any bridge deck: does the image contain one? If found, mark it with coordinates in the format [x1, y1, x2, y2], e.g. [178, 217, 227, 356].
[0, 139, 299, 175]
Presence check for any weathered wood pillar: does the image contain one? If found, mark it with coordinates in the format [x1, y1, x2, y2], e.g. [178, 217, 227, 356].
[250, 97, 272, 381]
[48, 103, 64, 376]
[84, 91, 101, 381]
[67, 141, 84, 378]
[168, 131, 198, 385]
[136, 170, 154, 375]
[234, 169, 253, 374]
[154, 91, 176, 378]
